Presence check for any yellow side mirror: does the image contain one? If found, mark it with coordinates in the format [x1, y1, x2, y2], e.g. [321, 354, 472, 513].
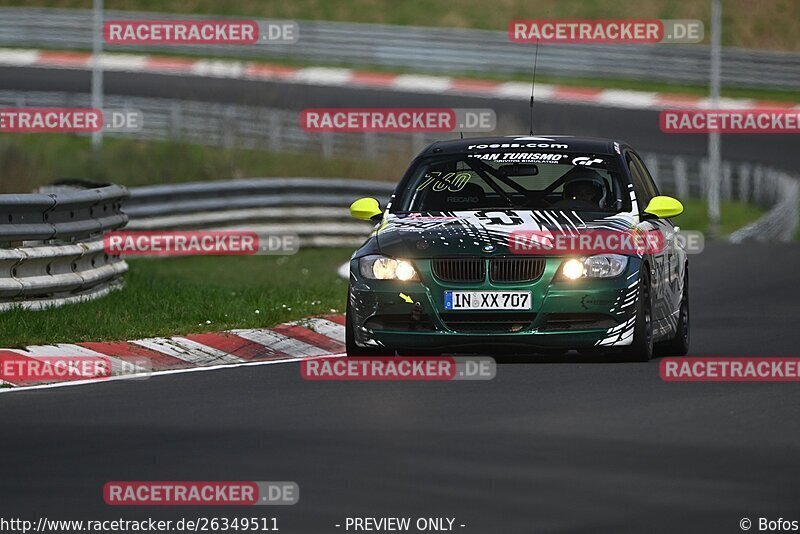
[643, 196, 684, 219]
[350, 197, 383, 221]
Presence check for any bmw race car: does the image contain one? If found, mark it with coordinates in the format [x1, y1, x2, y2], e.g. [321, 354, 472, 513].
[345, 136, 689, 361]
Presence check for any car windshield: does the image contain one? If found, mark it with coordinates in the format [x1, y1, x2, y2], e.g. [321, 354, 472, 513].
[393, 151, 630, 213]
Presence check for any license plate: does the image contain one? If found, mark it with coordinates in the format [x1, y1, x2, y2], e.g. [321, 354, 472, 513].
[444, 291, 531, 310]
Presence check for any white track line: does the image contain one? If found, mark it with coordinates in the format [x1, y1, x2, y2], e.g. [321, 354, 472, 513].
[393, 74, 452, 92]
[0, 48, 40, 66]
[0, 353, 345, 394]
[293, 66, 353, 85]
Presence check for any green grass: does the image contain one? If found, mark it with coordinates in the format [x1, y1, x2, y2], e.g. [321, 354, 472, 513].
[0, 249, 352, 347]
[1, 0, 798, 51]
[1, 133, 767, 237]
[675, 198, 765, 236]
[0, 134, 403, 193]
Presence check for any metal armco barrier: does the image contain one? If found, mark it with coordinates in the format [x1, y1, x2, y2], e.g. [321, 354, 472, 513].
[0, 185, 128, 242]
[0, 184, 129, 311]
[0, 8, 798, 90]
[730, 172, 800, 243]
[125, 178, 395, 248]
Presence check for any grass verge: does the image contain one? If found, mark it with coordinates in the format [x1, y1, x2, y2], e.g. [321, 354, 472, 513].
[0, 134, 767, 235]
[0, 134, 398, 193]
[677, 199, 765, 236]
[0, 249, 352, 347]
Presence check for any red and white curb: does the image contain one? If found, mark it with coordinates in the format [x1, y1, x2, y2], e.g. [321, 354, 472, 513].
[0, 315, 346, 390]
[1, 48, 797, 111]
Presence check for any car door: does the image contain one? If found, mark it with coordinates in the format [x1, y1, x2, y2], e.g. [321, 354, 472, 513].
[624, 150, 677, 340]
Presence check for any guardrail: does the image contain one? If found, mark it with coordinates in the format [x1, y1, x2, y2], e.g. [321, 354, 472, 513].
[0, 7, 798, 90]
[730, 172, 800, 243]
[0, 184, 129, 311]
[125, 178, 394, 248]
[123, 168, 797, 248]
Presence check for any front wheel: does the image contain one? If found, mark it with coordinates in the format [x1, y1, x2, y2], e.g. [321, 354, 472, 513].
[657, 270, 690, 357]
[620, 269, 654, 362]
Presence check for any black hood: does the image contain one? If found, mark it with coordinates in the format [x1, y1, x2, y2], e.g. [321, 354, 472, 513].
[375, 209, 635, 258]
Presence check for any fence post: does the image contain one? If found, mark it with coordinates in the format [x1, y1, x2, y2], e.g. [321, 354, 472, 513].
[268, 112, 283, 152]
[673, 156, 689, 200]
[699, 158, 708, 200]
[738, 163, 751, 202]
[752, 165, 764, 207]
[321, 133, 333, 159]
[721, 161, 732, 201]
[644, 154, 660, 189]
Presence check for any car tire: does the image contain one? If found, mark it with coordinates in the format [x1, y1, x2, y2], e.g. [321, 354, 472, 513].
[345, 299, 394, 357]
[621, 269, 654, 362]
[657, 269, 690, 357]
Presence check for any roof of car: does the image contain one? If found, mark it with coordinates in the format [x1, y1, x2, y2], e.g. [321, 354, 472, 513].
[420, 135, 629, 156]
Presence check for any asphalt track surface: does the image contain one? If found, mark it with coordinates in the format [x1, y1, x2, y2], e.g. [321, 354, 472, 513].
[0, 65, 797, 170]
[2, 243, 800, 533]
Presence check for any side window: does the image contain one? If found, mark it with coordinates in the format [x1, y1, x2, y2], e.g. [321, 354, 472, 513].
[630, 152, 660, 199]
[625, 151, 650, 212]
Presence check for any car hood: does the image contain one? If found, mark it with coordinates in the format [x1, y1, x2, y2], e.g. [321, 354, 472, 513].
[375, 210, 637, 257]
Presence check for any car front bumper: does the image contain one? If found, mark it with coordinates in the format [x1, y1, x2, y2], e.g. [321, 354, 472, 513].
[348, 256, 642, 353]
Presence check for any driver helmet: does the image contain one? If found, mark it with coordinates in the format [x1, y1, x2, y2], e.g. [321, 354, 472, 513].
[562, 169, 608, 208]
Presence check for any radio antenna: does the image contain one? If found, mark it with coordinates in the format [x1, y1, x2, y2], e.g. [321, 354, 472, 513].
[529, 39, 539, 136]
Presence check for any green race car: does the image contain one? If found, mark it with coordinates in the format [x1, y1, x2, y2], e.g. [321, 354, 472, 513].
[345, 135, 689, 361]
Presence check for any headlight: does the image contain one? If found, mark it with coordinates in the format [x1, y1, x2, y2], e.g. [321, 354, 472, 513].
[359, 255, 419, 281]
[560, 254, 628, 280]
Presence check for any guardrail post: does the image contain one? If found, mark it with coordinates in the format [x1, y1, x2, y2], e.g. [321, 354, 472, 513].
[752, 165, 765, 207]
[644, 155, 660, 188]
[721, 161, 732, 201]
[412, 132, 426, 155]
[673, 156, 689, 200]
[321, 133, 333, 159]
[364, 131, 377, 155]
[699, 158, 708, 200]
[169, 102, 183, 140]
[738, 163, 751, 203]
[222, 107, 236, 148]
